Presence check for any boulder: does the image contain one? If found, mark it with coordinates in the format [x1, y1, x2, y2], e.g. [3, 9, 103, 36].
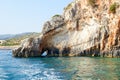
[42, 15, 64, 34]
[12, 37, 42, 57]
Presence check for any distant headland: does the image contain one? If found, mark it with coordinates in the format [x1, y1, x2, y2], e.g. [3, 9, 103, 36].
[0, 32, 40, 49]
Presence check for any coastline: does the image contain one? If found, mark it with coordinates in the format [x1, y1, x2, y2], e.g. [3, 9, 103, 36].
[0, 46, 19, 50]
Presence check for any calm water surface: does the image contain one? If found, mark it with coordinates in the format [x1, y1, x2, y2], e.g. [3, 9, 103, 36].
[0, 50, 120, 80]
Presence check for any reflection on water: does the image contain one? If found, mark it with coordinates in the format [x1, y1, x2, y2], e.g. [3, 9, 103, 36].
[0, 50, 120, 80]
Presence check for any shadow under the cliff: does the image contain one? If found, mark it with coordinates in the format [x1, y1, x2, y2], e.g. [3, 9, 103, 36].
[42, 46, 71, 57]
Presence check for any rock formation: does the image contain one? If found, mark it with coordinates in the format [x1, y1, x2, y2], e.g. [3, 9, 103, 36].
[12, 37, 42, 57]
[13, 0, 120, 58]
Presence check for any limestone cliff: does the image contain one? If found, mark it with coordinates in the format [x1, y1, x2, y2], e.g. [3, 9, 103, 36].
[13, 0, 120, 57]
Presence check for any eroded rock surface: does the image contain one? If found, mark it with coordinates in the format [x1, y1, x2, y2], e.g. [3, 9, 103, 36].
[12, 37, 42, 57]
[13, 0, 120, 57]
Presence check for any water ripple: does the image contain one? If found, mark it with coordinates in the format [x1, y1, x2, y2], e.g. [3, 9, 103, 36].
[0, 50, 120, 80]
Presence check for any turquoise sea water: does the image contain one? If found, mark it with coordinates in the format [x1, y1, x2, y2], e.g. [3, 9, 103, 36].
[0, 50, 120, 80]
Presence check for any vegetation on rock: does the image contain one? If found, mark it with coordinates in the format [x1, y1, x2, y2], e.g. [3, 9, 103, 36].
[109, 3, 117, 14]
[52, 14, 61, 18]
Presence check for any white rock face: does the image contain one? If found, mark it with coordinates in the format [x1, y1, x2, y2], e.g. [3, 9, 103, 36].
[42, 0, 120, 57]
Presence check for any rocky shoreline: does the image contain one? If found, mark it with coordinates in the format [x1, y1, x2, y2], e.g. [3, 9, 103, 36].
[12, 0, 120, 58]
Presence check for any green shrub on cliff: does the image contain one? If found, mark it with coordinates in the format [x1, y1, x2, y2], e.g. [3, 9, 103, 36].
[109, 3, 117, 14]
[52, 14, 61, 18]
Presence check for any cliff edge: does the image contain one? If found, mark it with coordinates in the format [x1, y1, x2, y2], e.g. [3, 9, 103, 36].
[13, 0, 120, 58]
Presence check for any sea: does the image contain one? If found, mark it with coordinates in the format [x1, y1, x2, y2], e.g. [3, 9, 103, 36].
[0, 50, 120, 80]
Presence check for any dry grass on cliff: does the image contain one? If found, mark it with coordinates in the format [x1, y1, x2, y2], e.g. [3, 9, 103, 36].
[88, 0, 96, 7]
[64, 2, 72, 10]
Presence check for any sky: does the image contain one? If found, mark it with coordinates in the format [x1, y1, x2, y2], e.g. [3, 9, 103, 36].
[0, 0, 73, 34]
